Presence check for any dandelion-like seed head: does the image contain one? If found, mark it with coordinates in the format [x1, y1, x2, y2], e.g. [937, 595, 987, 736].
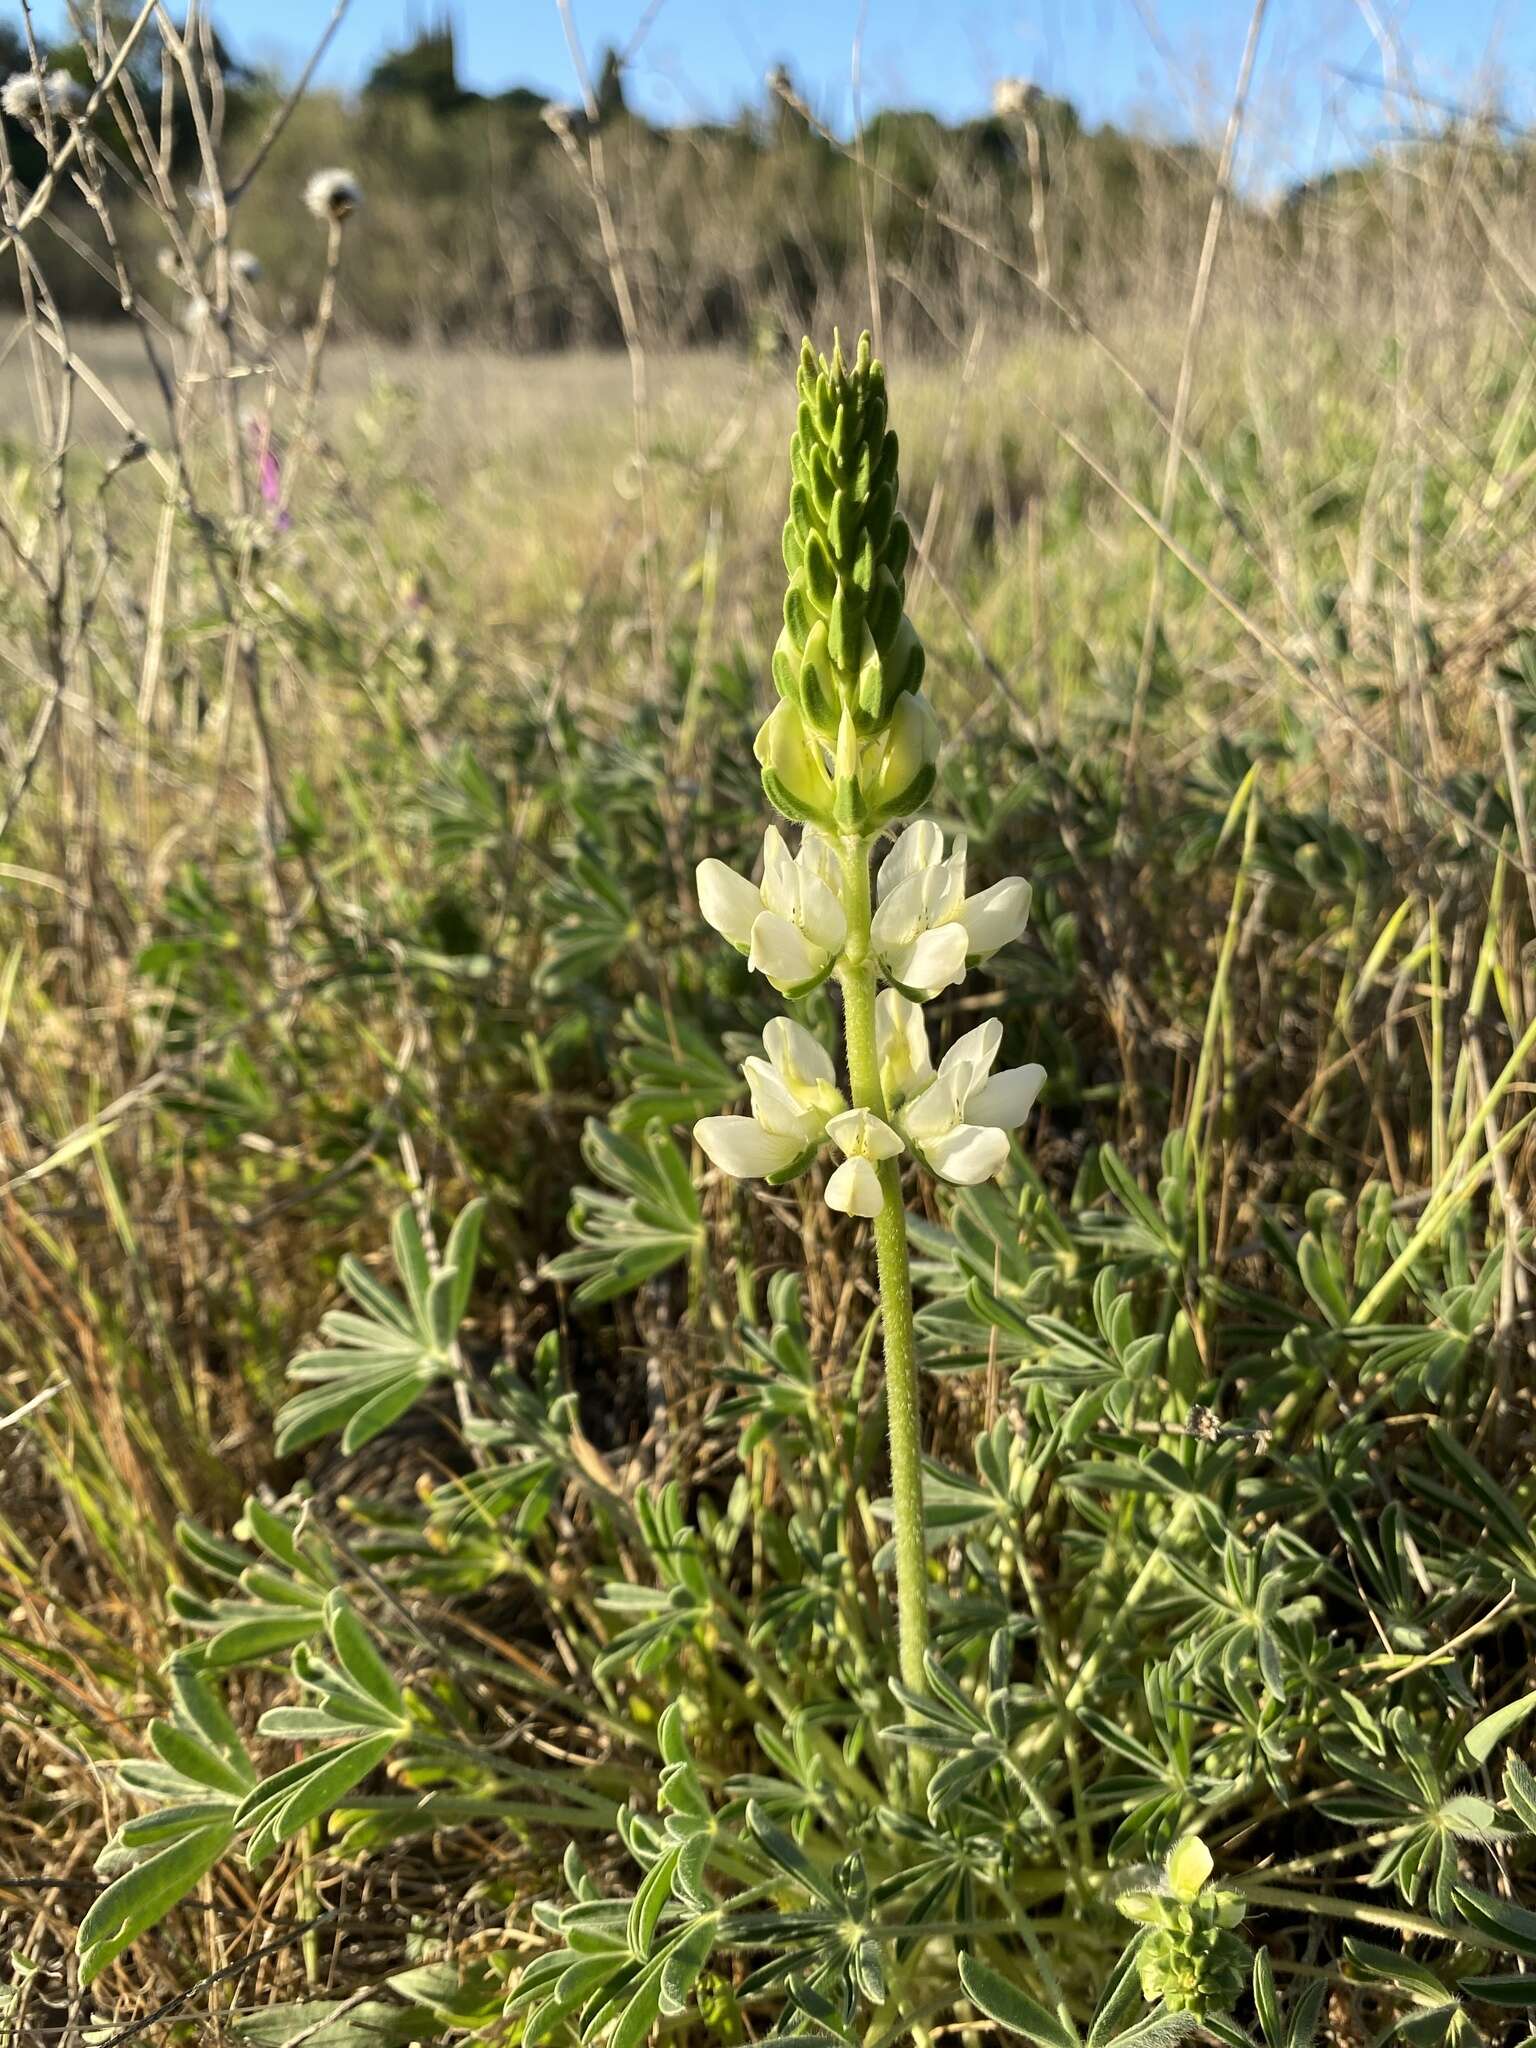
[992, 77, 1039, 118]
[231, 248, 263, 283]
[43, 68, 82, 114]
[3, 68, 80, 120]
[2, 72, 43, 121]
[304, 167, 362, 223]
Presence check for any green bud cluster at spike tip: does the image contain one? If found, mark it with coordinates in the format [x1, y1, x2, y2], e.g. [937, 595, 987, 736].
[757, 334, 937, 834]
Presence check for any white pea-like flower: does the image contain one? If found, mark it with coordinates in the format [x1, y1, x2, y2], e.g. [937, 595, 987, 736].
[696, 827, 846, 996]
[695, 1018, 844, 1185]
[877, 991, 1044, 1184]
[304, 167, 363, 222]
[870, 822, 1032, 999]
[825, 1107, 904, 1217]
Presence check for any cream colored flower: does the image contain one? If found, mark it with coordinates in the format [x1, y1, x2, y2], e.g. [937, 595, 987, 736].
[755, 700, 836, 827]
[871, 822, 1031, 999]
[697, 827, 846, 997]
[877, 991, 1044, 1185]
[694, 1019, 844, 1185]
[825, 1107, 904, 1217]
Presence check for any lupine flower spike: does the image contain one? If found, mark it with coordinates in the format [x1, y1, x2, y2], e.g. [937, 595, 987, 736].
[692, 333, 1045, 1706]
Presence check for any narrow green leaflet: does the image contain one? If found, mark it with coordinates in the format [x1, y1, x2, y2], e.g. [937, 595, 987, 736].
[274, 1198, 484, 1454]
[542, 1120, 703, 1306]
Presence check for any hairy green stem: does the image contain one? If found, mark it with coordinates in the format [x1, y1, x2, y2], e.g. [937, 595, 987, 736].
[836, 833, 930, 1702]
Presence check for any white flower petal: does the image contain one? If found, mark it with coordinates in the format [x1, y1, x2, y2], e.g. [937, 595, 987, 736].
[923, 1122, 1010, 1184]
[749, 912, 825, 991]
[933, 850, 969, 922]
[696, 859, 760, 950]
[961, 876, 1032, 958]
[876, 989, 933, 1102]
[760, 827, 796, 917]
[826, 1107, 904, 1160]
[877, 820, 945, 900]
[938, 1019, 1003, 1087]
[695, 1117, 802, 1179]
[826, 1155, 885, 1216]
[799, 829, 842, 891]
[918, 859, 966, 927]
[764, 1016, 836, 1092]
[743, 1059, 817, 1142]
[967, 1062, 1046, 1130]
[900, 1071, 963, 1144]
[870, 868, 929, 950]
[797, 871, 848, 955]
[896, 924, 968, 997]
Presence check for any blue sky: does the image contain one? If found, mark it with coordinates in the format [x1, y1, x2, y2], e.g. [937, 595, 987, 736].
[34, 0, 1536, 185]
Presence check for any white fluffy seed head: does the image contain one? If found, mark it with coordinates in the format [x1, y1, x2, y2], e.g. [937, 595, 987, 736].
[2, 72, 43, 121]
[3, 68, 81, 120]
[44, 68, 82, 113]
[231, 248, 263, 282]
[992, 77, 1038, 118]
[304, 167, 363, 222]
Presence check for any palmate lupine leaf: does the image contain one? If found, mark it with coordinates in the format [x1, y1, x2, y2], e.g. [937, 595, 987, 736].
[231, 2000, 447, 2046]
[237, 1593, 410, 1865]
[534, 840, 637, 994]
[273, 1198, 485, 1455]
[169, 1494, 335, 1666]
[542, 1119, 702, 1307]
[611, 994, 741, 1132]
[958, 1955, 1082, 2048]
[80, 1657, 257, 1984]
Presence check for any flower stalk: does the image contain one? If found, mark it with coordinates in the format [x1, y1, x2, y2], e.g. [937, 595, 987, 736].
[694, 333, 1043, 1708]
[835, 828, 930, 1696]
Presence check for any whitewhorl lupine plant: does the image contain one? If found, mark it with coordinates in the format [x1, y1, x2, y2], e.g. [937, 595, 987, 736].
[695, 334, 1041, 1697]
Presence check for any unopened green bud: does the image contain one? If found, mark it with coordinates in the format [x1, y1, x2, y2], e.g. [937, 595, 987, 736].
[775, 332, 922, 751]
[833, 707, 865, 831]
[755, 701, 836, 828]
[860, 692, 939, 825]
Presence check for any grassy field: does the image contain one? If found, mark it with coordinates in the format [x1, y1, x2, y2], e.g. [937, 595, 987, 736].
[5, 71, 1536, 2048]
